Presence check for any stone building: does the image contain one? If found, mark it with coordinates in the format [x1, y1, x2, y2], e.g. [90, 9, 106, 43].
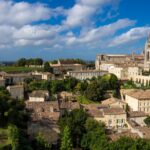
[108, 66, 128, 79]
[29, 90, 49, 102]
[128, 111, 147, 127]
[50, 59, 84, 74]
[101, 97, 127, 110]
[26, 101, 60, 144]
[95, 53, 144, 70]
[2, 73, 31, 85]
[0, 78, 5, 87]
[144, 36, 150, 70]
[103, 108, 127, 128]
[32, 71, 55, 80]
[26, 101, 60, 122]
[82, 104, 127, 129]
[7, 85, 24, 99]
[67, 70, 107, 80]
[125, 90, 150, 114]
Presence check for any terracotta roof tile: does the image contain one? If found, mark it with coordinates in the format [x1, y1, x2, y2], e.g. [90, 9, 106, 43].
[127, 90, 150, 100]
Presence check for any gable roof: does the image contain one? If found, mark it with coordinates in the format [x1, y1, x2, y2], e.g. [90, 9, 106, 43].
[29, 90, 49, 98]
[101, 97, 126, 105]
[103, 107, 126, 115]
[127, 90, 150, 100]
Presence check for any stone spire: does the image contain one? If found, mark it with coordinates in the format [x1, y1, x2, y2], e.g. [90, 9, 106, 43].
[144, 35, 150, 69]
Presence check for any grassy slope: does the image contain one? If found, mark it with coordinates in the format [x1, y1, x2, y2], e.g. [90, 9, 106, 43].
[0, 66, 43, 73]
[0, 128, 10, 148]
[77, 95, 99, 104]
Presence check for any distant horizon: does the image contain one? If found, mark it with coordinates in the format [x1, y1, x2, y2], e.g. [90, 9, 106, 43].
[0, 51, 143, 62]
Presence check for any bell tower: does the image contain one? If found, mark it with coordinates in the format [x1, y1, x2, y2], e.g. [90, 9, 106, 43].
[144, 35, 150, 70]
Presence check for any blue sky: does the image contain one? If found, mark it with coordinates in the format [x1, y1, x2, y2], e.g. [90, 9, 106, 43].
[0, 0, 149, 61]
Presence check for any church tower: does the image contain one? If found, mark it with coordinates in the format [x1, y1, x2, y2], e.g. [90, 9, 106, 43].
[144, 36, 150, 70]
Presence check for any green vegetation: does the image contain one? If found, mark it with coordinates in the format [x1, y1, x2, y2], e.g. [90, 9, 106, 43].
[144, 116, 150, 127]
[81, 119, 107, 150]
[109, 137, 150, 150]
[8, 125, 19, 150]
[77, 95, 95, 104]
[59, 109, 88, 148]
[17, 58, 43, 66]
[122, 80, 137, 89]
[25, 74, 120, 102]
[0, 66, 43, 73]
[43, 62, 53, 73]
[0, 87, 32, 150]
[0, 128, 11, 149]
[60, 126, 73, 150]
[59, 109, 150, 150]
[34, 132, 51, 150]
[50, 58, 86, 65]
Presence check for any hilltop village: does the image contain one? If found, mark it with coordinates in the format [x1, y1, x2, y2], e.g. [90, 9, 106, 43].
[1, 38, 150, 149]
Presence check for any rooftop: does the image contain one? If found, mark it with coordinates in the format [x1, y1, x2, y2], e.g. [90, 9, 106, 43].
[7, 85, 24, 88]
[127, 90, 150, 100]
[108, 130, 139, 141]
[103, 107, 126, 115]
[136, 127, 150, 139]
[129, 111, 147, 118]
[101, 97, 126, 105]
[59, 59, 83, 65]
[29, 90, 49, 98]
[88, 109, 104, 118]
[60, 101, 80, 110]
[68, 70, 107, 73]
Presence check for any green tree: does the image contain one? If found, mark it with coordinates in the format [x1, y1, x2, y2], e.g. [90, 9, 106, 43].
[17, 58, 27, 66]
[85, 81, 104, 101]
[35, 132, 51, 150]
[51, 80, 65, 93]
[64, 78, 79, 91]
[109, 137, 136, 150]
[144, 116, 150, 127]
[34, 58, 43, 65]
[60, 126, 73, 150]
[59, 109, 88, 147]
[8, 124, 20, 150]
[44, 62, 53, 73]
[81, 119, 107, 150]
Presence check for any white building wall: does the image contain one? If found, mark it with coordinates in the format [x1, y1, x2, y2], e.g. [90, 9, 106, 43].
[29, 97, 45, 102]
[104, 114, 127, 128]
[128, 67, 142, 78]
[108, 67, 124, 79]
[100, 64, 115, 71]
[125, 95, 139, 111]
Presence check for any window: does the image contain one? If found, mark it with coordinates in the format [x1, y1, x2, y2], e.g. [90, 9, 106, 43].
[116, 119, 119, 123]
[108, 120, 112, 126]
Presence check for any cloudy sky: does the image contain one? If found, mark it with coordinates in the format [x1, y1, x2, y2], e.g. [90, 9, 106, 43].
[0, 0, 150, 61]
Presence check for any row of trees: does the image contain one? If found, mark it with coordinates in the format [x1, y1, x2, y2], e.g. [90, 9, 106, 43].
[17, 58, 87, 66]
[59, 109, 150, 150]
[17, 58, 43, 66]
[50, 58, 86, 65]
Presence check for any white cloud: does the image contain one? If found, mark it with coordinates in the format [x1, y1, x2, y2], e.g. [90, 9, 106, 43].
[109, 27, 150, 47]
[79, 0, 112, 6]
[65, 0, 120, 27]
[65, 18, 135, 45]
[0, 0, 52, 26]
[0, 25, 16, 45]
[13, 25, 62, 40]
[0, 0, 148, 58]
